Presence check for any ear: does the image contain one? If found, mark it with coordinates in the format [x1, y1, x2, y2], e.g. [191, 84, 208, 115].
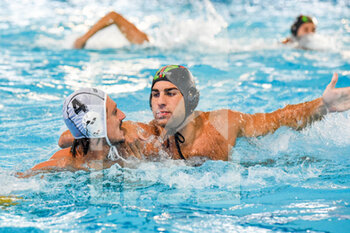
[187, 87, 200, 112]
[149, 94, 153, 109]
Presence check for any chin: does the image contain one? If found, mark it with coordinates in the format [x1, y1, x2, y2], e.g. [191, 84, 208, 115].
[155, 119, 168, 128]
[115, 138, 125, 144]
[112, 135, 125, 144]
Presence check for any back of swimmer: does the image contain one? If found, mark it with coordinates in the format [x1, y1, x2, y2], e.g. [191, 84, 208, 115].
[282, 15, 317, 45]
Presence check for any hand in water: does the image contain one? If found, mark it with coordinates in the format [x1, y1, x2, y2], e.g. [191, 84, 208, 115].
[122, 122, 149, 159]
[322, 73, 350, 112]
[74, 36, 87, 49]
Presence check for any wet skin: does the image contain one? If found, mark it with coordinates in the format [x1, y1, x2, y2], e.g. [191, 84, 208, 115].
[151, 81, 185, 129]
[105, 96, 126, 144]
[58, 74, 350, 163]
[297, 22, 316, 37]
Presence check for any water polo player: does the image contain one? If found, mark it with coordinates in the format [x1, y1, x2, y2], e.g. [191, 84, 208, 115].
[59, 66, 350, 162]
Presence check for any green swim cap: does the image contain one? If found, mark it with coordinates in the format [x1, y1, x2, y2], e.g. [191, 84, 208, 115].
[291, 15, 316, 37]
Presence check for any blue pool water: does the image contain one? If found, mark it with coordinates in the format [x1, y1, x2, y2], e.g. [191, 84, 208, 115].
[1, 0, 350, 232]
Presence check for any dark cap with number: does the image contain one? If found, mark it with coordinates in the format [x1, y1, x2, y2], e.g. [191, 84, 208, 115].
[62, 88, 107, 139]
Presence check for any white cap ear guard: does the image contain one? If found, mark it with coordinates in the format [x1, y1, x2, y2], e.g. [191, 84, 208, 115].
[62, 87, 112, 146]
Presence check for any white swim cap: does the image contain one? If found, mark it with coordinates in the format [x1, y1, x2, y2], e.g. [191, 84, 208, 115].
[62, 87, 112, 146]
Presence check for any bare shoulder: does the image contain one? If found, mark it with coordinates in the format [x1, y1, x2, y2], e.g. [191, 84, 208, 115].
[201, 109, 244, 121]
[31, 148, 73, 172]
[50, 147, 72, 160]
[199, 110, 245, 136]
[194, 110, 243, 143]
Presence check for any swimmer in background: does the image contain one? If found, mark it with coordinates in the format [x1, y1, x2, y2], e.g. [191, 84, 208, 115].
[282, 15, 317, 46]
[59, 65, 350, 162]
[74, 11, 149, 49]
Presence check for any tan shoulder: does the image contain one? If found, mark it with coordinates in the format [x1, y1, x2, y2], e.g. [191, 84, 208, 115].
[199, 109, 245, 135]
[31, 148, 73, 171]
[50, 147, 72, 160]
[200, 109, 243, 120]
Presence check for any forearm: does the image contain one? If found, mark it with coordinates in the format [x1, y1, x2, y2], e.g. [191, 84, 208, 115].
[16, 160, 65, 178]
[81, 11, 148, 44]
[80, 12, 117, 42]
[31, 149, 75, 172]
[110, 12, 149, 44]
[241, 98, 327, 137]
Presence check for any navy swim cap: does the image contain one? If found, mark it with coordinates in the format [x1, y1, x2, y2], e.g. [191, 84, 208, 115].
[150, 65, 200, 122]
[63, 87, 112, 146]
[291, 15, 316, 37]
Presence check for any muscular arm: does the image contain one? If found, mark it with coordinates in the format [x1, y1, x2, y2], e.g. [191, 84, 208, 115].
[120, 121, 162, 159]
[17, 148, 75, 178]
[74, 11, 149, 48]
[208, 98, 325, 146]
[234, 73, 350, 138]
[238, 98, 326, 137]
[31, 149, 73, 171]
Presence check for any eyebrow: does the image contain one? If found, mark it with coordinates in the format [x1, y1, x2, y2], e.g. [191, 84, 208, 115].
[151, 88, 179, 92]
[165, 88, 179, 92]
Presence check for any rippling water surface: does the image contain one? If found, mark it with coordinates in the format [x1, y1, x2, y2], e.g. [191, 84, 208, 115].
[0, 0, 350, 232]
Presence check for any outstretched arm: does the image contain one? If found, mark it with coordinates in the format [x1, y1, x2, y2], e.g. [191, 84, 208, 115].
[16, 148, 74, 178]
[234, 73, 350, 138]
[74, 11, 149, 49]
[30, 150, 72, 171]
[237, 97, 326, 137]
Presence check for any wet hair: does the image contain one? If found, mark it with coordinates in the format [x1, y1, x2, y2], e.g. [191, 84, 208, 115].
[70, 138, 90, 157]
[291, 15, 315, 37]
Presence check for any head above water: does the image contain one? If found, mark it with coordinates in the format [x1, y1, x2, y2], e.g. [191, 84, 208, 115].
[291, 15, 317, 38]
[149, 65, 200, 130]
[63, 87, 125, 148]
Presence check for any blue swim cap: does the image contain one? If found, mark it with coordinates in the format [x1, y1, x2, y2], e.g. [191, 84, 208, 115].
[62, 88, 112, 146]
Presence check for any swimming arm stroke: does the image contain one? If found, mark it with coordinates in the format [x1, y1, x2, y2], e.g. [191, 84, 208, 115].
[74, 11, 149, 49]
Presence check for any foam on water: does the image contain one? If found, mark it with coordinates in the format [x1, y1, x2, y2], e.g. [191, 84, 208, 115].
[2, 0, 348, 55]
[0, 170, 41, 196]
[0, 210, 89, 230]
